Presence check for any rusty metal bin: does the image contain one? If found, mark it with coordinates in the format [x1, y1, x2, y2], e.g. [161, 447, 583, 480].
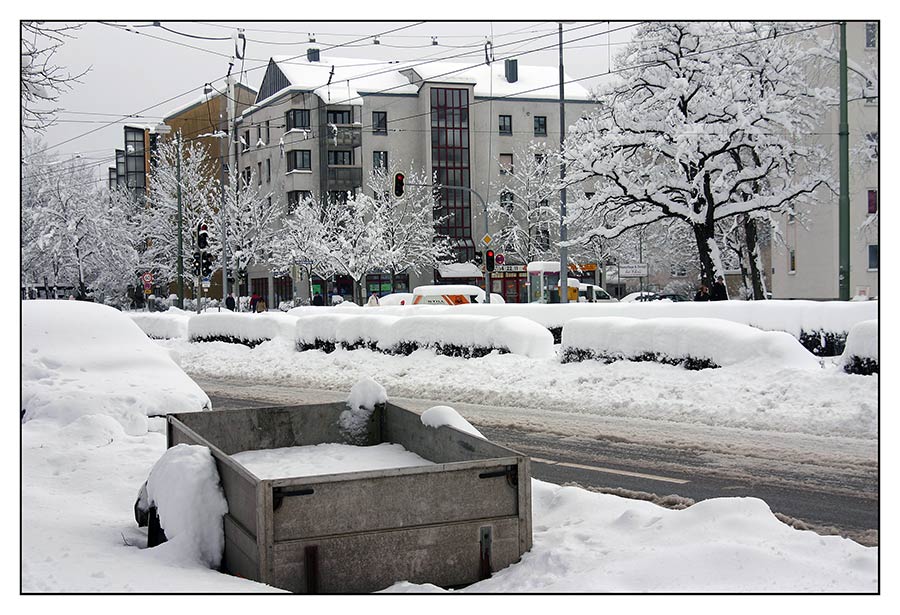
[166, 402, 532, 593]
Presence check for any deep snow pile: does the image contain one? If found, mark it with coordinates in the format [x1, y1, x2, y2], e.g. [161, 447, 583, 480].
[189, 311, 298, 346]
[841, 320, 879, 375]
[129, 311, 190, 339]
[143, 444, 229, 569]
[340, 376, 388, 443]
[386, 480, 877, 593]
[561, 317, 819, 370]
[22, 300, 210, 435]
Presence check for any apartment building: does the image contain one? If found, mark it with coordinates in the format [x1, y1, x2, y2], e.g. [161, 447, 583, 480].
[235, 49, 595, 305]
[772, 21, 879, 300]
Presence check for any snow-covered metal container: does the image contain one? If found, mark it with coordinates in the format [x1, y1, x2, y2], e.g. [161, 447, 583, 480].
[166, 402, 532, 593]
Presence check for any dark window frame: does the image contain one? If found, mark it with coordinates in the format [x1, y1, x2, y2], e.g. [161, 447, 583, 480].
[534, 115, 547, 136]
[867, 189, 878, 215]
[373, 150, 389, 170]
[327, 109, 352, 125]
[328, 150, 353, 166]
[285, 109, 311, 131]
[499, 153, 514, 175]
[372, 111, 388, 135]
[868, 244, 879, 270]
[499, 114, 512, 136]
[287, 149, 312, 172]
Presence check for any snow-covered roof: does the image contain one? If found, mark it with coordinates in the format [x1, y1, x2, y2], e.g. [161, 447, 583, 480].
[438, 263, 483, 278]
[163, 81, 257, 121]
[251, 52, 590, 114]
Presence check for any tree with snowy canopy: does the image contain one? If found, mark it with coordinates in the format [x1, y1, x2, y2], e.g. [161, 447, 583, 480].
[140, 132, 219, 292]
[211, 166, 282, 297]
[487, 142, 560, 265]
[564, 21, 832, 290]
[21, 138, 139, 303]
[368, 162, 453, 292]
[327, 192, 390, 304]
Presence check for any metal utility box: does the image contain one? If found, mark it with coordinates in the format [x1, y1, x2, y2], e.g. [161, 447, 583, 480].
[166, 402, 532, 593]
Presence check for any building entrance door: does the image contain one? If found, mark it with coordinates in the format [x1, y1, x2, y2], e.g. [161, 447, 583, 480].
[502, 275, 526, 303]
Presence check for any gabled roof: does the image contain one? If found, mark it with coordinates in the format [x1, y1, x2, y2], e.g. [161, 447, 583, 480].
[163, 81, 257, 121]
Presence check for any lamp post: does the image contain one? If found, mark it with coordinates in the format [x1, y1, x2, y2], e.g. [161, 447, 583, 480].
[558, 21, 571, 303]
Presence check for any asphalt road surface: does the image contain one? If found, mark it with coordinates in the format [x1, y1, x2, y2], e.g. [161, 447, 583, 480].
[196, 377, 878, 546]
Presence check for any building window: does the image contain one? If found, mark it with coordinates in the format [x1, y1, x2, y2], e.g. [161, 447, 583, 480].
[788, 249, 796, 273]
[327, 109, 351, 125]
[865, 22, 878, 48]
[242, 167, 252, 187]
[256, 125, 261, 143]
[265, 120, 270, 142]
[287, 190, 312, 214]
[864, 79, 878, 105]
[868, 245, 879, 270]
[867, 189, 878, 214]
[287, 150, 311, 172]
[788, 212, 796, 224]
[243, 130, 250, 152]
[328, 150, 352, 166]
[500, 190, 514, 211]
[534, 115, 547, 136]
[373, 151, 388, 170]
[257, 162, 262, 185]
[285, 109, 310, 131]
[499, 115, 512, 135]
[866, 132, 879, 160]
[431, 87, 472, 259]
[372, 111, 387, 135]
[499, 153, 513, 175]
[266, 159, 271, 183]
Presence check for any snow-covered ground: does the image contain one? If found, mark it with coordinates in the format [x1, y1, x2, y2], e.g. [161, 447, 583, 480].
[20, 301, 879, 593]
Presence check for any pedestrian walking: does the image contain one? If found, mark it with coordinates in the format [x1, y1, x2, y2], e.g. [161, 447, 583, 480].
[711, 276, 728, 301]
[225, 293, 236, 311]
[367, 292, 380, 307]
[256, 297, 267, 313]
[249, 293, 260, 312]
[694, 285, 711, 301]
[312, 293, 324, 306]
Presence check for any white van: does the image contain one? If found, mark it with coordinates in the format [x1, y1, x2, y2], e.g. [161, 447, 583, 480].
[411, 285, 506, 305]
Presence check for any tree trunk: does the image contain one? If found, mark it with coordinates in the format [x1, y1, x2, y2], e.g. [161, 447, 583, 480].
[743, 216, 766, 300]
[692, 223, 717, 287]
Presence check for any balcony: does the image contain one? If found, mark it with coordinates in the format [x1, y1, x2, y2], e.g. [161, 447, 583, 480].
[325, 124, 362, 149]
[326, 165, 362, 189]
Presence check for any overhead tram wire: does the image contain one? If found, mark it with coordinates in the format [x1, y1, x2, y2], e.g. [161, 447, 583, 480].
[30, 21, 428, 157]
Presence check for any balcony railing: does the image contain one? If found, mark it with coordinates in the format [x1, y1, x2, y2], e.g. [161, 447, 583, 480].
[326, 165, 362, 188]
[325, 124, 362, 149]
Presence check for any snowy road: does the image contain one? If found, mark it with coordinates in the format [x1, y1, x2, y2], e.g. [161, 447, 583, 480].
[195, 376, 878, 546]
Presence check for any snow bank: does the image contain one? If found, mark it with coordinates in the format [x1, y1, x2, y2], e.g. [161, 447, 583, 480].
[144, 444, 229, 569]
[561, 317, 819, 370]
[384, 480, 876, 592]
[340, 376, 388, 443]
[420, 406, 485, 439]
[335, 314, 401, 349]
[841, 320, 878, 375]
[189, 311, 298, 346]
[22, 300, 210, 434]
[129, 312, 190, 339]
[378, 292, 414, 306]
[295, 313, 357, 351]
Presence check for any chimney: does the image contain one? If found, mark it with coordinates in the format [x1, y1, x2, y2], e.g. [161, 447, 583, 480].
[307, 48, 320, 62]
[504, 58, 518, 83]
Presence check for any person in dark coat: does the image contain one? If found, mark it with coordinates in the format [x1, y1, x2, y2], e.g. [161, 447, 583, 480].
[711, 276, 728, 301]
[225, 293, 236, 311]
[249, 293, 260, 312]
[312, 293, 324, 306]
[694, 285, 711, 301]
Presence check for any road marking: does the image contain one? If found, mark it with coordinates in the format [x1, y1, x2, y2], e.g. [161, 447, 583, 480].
[530, 457, 690, 485]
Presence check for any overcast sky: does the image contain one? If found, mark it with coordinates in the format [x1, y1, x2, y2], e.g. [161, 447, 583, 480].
[32, 20, 637, 172]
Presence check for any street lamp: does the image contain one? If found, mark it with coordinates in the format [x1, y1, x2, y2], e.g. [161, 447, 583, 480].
[558, 21, 574, 303]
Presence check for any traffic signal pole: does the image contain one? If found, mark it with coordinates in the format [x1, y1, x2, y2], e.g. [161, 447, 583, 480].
[176, 131, 184, 309]
[838, 22, 851, 301]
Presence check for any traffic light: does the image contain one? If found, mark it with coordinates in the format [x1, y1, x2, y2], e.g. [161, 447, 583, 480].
[192, 251, 201, 277]
[473, 251, 483, 266]
[201, 253, 213, 278]
[393, 172, 405, 197]
[197, 223, 209, 250]
[485, 249, 495, 272]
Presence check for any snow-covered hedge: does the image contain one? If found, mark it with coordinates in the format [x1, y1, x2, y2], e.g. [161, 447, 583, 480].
[560, 317, 819, 370]
[189, 312, 298, 347]
[129, 312, 190, 339]
[295, 313, 553, 359]
[390, 300, 876, 354]
[840, 320, 878, 375]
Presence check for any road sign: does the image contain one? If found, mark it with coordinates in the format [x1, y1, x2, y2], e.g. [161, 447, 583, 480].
[295, 259, 314, 265]
[141, 272, 153, 284]
[202, 276, 211, 289]
[480, 233, 492, 246]
[495, 253, 505, 266]
[619, 263, 649, 278]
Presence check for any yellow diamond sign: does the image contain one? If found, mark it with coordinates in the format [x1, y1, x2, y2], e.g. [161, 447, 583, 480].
[480, 234, 492, 246]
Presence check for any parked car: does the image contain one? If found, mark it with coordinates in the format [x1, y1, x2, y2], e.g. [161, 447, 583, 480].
[620, 291, 659, 303]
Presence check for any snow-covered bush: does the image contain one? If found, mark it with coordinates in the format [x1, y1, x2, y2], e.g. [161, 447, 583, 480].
[141, 444, 229, 569]
[296, 313, 357, 352]
[840, 320, 878, 375]
[189, 312, 298, 347]
[129, 312, 190, 339]
[560, 317, 819, 370]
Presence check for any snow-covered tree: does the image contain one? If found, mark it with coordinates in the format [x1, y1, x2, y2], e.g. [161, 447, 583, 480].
[565, 22, 831, 288]
[487, 142, 559, 264]
[141, 132, 218, 291]
[21, 22, 87, 133]
[368, 163, 452, 290]
[212, 166, 282, 296]
[21, 143, 138, 303]
[328, 192, 387, 304]
[270, 194, 340, 300]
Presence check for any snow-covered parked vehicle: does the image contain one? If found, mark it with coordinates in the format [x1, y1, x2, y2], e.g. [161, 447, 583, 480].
[411, 284, 505, 305]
